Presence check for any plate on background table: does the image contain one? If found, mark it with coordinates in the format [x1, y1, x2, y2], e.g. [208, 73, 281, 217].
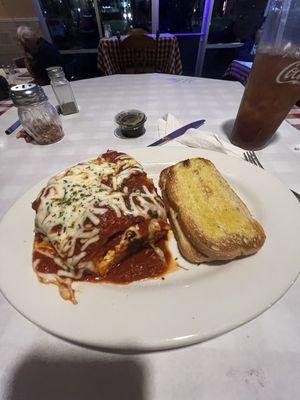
[0, 147, 300, 352]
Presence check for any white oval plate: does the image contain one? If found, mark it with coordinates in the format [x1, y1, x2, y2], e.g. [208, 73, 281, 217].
[0, 147, 300, 352]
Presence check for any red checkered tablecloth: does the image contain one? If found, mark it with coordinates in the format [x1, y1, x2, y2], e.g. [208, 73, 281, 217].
[97, 34, 182, 76]
[224, 60, 252, 86]
[0, 99, 13, 117]
[286, 105, 300, 131]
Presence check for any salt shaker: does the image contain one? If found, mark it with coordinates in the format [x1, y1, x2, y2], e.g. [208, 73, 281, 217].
[10, 83, 64, 145]
[47, 66, 79, 115]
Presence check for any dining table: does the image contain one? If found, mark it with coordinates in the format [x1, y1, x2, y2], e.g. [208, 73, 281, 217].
[0, 73, 300, 400]
[0, 67, 32, 86]
[223, 60, 253, 85]
[0, 99, 13, 117]
[97, 34, 182, 75]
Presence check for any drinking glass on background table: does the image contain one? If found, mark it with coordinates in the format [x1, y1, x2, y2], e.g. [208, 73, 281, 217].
[1, 64, 16, 85]
[104, 24, 112, 38]
[2, 65, 11, 75]
[230, 0, 300, 150]
[47, 66, 79, 115]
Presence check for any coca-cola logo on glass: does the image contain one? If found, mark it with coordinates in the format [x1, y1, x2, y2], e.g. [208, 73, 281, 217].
[276, 61, 300, 85]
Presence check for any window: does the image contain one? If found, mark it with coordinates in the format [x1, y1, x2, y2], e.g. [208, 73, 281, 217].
[39, 0, 100, 50]
[159, 0, 205, 33]
[98, 0, 133, 35]
[98, 0, 152, 35]
[131, 0, 151, 32]
[36, 0, 270, 77]
[208, 0, 268, 44]
[209, 0, 237, 43]
[202, 0, 268, 79]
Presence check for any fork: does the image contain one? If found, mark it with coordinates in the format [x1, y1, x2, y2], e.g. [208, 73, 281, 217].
[243, 150, 300, 202]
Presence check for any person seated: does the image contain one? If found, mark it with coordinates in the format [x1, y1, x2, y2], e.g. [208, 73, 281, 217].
[236, 18, 265, 63]
[16, 26, 65, 86]
[236, 35, 256, 62]
[0, 76, 9, 100]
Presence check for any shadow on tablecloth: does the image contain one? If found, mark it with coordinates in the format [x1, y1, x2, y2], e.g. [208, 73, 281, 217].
[221, 119, 280, 147]
[7, 355, 148, 400]
[221, 119, 235, 139]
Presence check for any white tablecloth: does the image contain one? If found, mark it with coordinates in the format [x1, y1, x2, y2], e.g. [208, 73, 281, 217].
[1, 74, 300, 400]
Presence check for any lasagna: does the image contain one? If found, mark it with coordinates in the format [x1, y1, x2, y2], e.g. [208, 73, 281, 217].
[32, 150, 170, 303]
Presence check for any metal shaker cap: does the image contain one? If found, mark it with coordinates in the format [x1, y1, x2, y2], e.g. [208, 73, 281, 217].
[10, 83, 48, 106]
[46, 66, 64, 78]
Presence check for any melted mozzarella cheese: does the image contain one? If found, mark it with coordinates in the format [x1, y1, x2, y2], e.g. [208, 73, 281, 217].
[34, 154, 167, 276]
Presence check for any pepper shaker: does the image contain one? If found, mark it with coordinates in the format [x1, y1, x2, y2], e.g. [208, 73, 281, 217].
[47, 66, 79, 115]
[10, 83, 64, 145]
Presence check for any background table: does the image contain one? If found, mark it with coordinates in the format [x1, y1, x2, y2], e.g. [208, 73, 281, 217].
[286, 105, 300, 131]
[97, 34, 182, 75]
[0, 99, 13, 116]
[0, 74, 300, 400]
[0, 67, 31, 86]
[224, 60, 252, 85]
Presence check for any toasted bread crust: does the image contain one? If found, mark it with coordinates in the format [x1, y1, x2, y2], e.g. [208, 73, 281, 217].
[159, 158, 265, 262]
[168, 206, 212, 263]
[160, 168, 210, 263]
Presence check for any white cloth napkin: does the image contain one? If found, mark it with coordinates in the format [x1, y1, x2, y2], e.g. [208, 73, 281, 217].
[158, 113, 244, 158]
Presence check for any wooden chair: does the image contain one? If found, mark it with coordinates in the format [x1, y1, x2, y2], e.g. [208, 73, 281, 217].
[118, 31, 160, 74]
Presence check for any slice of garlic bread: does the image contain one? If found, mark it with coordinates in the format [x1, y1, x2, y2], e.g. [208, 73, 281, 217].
[160, 167, 211, 263]
[168, 206, 212, 263]
[159, 158, 265, 262]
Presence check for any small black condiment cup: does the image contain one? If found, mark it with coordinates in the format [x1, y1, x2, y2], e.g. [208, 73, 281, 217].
[115, 109, 147, 138]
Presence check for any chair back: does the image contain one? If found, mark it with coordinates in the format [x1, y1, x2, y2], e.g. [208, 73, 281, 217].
[119, 31, 160, 74]
[127, 28, 148, 36]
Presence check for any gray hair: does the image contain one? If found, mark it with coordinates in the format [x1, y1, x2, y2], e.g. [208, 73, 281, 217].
[16, 26, 37, 43]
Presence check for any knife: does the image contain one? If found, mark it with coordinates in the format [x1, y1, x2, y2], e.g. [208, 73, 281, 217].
[148, 119, 205, 147]
[5, 120, 21, 135]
